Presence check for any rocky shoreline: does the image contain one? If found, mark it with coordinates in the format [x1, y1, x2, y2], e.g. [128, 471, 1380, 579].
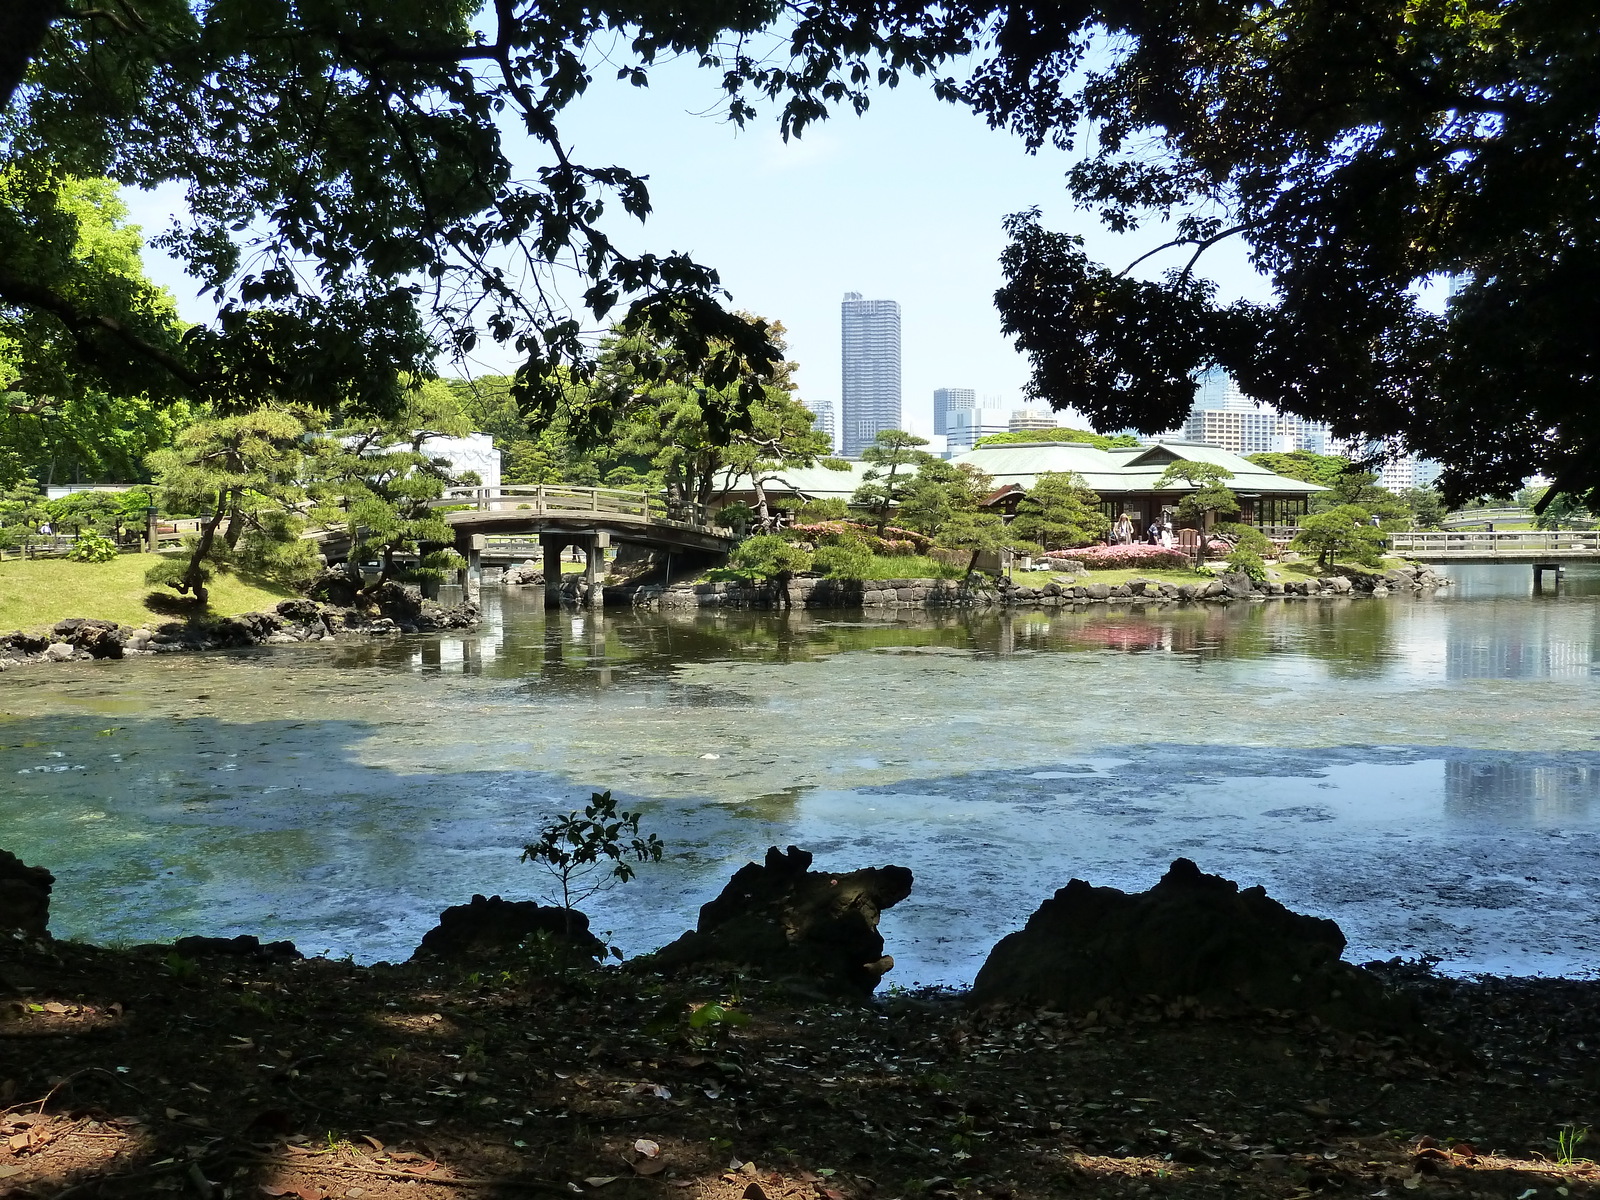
[0, 582, 479, 672]
[614, 561, 1452, 610]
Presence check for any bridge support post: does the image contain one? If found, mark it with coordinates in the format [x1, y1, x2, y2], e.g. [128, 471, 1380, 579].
[585, 531, 609, 609]
[541, 535, 564, 609]
[465, 534, 484, 605]
[1533, 562, 1561, 594]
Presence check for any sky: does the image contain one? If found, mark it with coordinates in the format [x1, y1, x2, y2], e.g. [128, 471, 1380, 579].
[121, 48, 1277, 442]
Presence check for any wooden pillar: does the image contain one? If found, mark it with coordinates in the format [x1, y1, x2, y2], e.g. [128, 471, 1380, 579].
[465, 534, 483, 605]
[542, 534, 564, 609]
[584, 531, 609, 609]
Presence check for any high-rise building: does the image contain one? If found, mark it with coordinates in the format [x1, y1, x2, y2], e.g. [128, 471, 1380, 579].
[1009, 410, 1058, 432]
[1182, 368, 1335, 455]
[800, 397, 837, 453]
[932, 387, 975, 436]
[945, 408, 1011, 453]
[841, 292, 902, 456]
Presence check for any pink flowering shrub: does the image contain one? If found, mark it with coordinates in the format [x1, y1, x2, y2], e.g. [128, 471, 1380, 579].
[1067, 544, 1192, 570]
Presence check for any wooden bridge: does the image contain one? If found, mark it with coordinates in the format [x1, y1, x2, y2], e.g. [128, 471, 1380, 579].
[318, 485, 733, 606]
[1387, 530, 1600, 561]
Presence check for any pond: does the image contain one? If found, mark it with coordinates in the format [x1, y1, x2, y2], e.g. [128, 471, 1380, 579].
[2, 562, 1598, 984]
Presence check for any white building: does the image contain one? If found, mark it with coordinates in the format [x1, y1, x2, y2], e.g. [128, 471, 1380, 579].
[800, 397, 838, 453]
[1008, 410, 1059, 432]
[932, 387, 975, 436]
[417, 432, 501, 489]
[945, 408, 1011, 453]
[1182, 367, 1335, 455]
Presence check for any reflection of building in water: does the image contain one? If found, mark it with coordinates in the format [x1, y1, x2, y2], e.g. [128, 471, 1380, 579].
[1446, 635, 1594, 679]
[1444, 756, 1600, 822]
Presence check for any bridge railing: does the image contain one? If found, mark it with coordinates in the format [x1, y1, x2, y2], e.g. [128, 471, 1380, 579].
[429, 485, 718, 530]
[1387, 530, 1600, 554]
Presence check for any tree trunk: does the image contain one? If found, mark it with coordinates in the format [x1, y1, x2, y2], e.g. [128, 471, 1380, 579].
[752, 476, 771, 529]
[775, 569, 792, 608]
[0, 0, 59, 114]
[222, 487, 245, 550]
[180, 503, 227, 605]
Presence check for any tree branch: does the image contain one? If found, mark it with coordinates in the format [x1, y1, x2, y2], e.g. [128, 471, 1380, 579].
[0, 270, 203, 387]
[0, 0, 63, 111]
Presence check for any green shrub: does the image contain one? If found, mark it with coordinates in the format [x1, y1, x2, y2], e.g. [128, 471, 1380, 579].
[811, 535, 874, 579]
[1226, 547, 1269, 582]
[729, 533, 812, 580]
[67, 532, 120, 562]
[796, 497, 851, 522]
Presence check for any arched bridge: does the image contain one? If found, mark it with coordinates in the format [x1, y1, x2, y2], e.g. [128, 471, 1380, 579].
[316, 485, 733, 606]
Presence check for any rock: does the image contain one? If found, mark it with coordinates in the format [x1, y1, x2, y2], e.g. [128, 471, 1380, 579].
[52, 617, 124, 659]
[971, 858, 1413, 1031]
[1085, 582, 1111, 600]
[646, 846, 914, 997]
[43, 642, 76, 661]
[275, 598, 324, 624]
[0, 849, 53, 938]
[504, 560, 545, 586]
[1218, 571, 1257, 598]
[170, 934, 303, 962]
[0, 631, 49, 657]
[306, 569, 362, 607]
[414, 894, 606, 961]
[212, 610, 282, 646]
[367, 581, 424, 623]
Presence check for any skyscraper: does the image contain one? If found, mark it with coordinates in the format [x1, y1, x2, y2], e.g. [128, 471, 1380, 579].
[932, 387, 975, 436]
[799, 397, 837, 453]
[841, 292, 901, 456]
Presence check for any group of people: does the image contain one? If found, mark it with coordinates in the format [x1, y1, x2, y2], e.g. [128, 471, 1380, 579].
[1110, 513, 1176, 549]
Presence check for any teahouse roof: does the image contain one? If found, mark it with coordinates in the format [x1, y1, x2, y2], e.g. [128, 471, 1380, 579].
[950, 440, 1326, 496]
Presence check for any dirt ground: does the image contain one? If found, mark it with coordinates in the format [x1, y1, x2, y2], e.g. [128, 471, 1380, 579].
[2, 937, 1598, 1200]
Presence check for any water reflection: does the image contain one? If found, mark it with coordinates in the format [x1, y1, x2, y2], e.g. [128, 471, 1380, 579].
[388, 565, 1598, 689]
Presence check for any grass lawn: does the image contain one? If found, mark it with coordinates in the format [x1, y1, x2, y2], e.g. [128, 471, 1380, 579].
[0, 552, 297, 633]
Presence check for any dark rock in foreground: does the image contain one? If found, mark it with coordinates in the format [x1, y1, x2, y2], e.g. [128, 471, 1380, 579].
[646, 846, 914, 997]
[972, 858, 1416, 1031]
[413, 894, 606, 961]
[168, 934, 303, 962]
[0, 849, 53, 939]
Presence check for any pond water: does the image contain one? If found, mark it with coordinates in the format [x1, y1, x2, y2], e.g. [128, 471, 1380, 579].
[2, 563, 1598, 984]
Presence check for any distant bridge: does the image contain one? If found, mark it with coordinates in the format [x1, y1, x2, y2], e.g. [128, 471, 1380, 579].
[315, 485, 734, 606]
[1388, 530, 1600, 561]
[1388, 531, 1600, 590]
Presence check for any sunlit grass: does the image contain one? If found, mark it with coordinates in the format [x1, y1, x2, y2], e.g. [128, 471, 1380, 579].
[0, 552, 296, 633]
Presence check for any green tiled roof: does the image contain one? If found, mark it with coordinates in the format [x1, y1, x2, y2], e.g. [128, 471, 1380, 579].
[951, 440, 1326, 495]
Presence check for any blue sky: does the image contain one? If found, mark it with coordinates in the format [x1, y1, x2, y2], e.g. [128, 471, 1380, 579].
[124, 50, 1275, 439]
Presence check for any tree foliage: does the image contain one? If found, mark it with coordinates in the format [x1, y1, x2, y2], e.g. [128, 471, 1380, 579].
[1245, 452, 1352, 490]
[520, 790, 662, 936]
[988, 0, 1600, 507]
[896, 459, 991, 539]
[4, 0, 966, 430]
[145, 408, 313, 603]
[1009, 471, 1108, 550]
[973, 427, 1140, 450]
[0, 174, 191, 487]
[852, 430, 930, 535]
[1291, 506, 1385, 570]
[1155, 461, 1240, 529]
[307, 380, 472, 584]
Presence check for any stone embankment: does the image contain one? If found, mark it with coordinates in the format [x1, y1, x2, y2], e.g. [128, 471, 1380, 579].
[615, 562, 1451, 610]
[0, 583, 478, 672]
